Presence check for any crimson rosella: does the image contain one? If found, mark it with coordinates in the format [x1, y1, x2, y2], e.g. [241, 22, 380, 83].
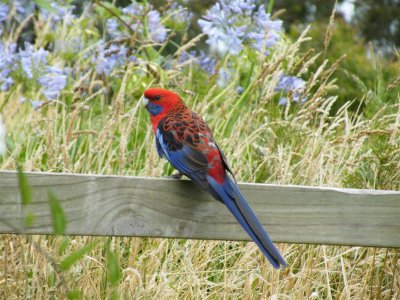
[142, 88, 286, 268]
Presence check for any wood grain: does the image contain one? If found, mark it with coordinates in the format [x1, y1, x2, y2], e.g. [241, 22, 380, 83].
[0, 171, 399, 247]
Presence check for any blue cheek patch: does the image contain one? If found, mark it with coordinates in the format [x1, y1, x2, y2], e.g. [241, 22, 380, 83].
[147, 102, 163, 115]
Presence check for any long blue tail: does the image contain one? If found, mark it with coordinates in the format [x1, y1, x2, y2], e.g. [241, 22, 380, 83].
[208, 175, 287, 269]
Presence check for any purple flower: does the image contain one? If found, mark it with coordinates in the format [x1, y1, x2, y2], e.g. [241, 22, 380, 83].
[14, 42, 69, 100]
[199, 1, 283, 56]
[40, 1, 75, 25]
[217, 67, 232, 87]
[45, 65, 69, 75]
[1, 77, 14, 92]
[276, 75, 307, 105]
[0, 42, 17, 91]
[10, 0, 73, 26]
[106, 16, 138, 39]
[147, 10, 167, 43]
[177, 50, 218, 76]
[37, 66, 67, 100]
[20, 97, 43, 109]
[178, 50, 196, 64]
[278, 97, 289, 105]
[122, 3, 144, 15]
[266, 30, 281, 48]
[19, 97, 44, 110]
[198, 2, 243, 56]
[166, 3, 193, 25]
[105, 3, 168, 43]
[276, 75, 306, 92]
[230, 2, 255, 14]
[210, 25, 245, 56]
[94, 43, 129, 76]
[0, 3, 9, 22]
[197, 51, 217, 75]
[14, 1, 35, 18]
[19, 43, 49, 79]
[106, 18, 120, 39]
[254, 6, 283, 50]
[30, 100, 44, 109]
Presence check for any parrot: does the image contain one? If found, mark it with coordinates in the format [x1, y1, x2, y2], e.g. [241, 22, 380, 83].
[142, 88, 287, 269]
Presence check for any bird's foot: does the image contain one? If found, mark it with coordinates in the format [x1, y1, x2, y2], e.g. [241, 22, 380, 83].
[168, 172, 183, 180]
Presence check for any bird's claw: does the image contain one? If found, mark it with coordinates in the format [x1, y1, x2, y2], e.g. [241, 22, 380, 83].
[168, 172, 183, 180]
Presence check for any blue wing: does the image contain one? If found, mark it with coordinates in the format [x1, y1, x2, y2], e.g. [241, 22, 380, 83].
[156, 127, 209, 190]
[155, 136, 164, 158]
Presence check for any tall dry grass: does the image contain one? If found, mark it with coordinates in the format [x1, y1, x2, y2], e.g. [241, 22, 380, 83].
[0, 8, 399, 300]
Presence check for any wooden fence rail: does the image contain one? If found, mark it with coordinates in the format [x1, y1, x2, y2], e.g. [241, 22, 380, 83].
[0, 171, 399, 247]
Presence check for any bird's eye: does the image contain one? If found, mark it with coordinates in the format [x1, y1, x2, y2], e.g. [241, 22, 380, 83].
[154, 95, 161, 100]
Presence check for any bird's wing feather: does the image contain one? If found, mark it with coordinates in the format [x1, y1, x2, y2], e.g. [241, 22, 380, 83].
[155, 136, 164, 158]
[216, 143, 236, 182]
[156, 115, 210, 189]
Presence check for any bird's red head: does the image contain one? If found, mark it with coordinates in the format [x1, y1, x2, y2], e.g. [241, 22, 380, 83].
[143, 88, 185, 131]
[143, 88, 184, 113]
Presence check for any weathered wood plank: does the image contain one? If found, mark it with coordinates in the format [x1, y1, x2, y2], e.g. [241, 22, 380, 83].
[0, 171, 399, 247]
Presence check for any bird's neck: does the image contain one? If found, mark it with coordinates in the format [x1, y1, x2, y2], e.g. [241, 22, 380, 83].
[150, 113, 167, 133]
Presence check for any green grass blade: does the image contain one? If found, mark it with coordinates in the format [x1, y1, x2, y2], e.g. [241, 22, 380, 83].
[17, 166, 32, 206]
[106, 244, 122, 286]
[67, 290, 81, 300]
[47, 190, 66, 235]
[34, 0, 55, 11]
[60, 242, 97, 271]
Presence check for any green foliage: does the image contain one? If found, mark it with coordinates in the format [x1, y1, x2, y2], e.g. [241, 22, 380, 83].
[58, 237, 71, 256]
[105, 241, 122, 286]
[274, 0, 399, 55]
[60, 242, 97, 271]
[48, 190, 66, 235]
[17, 167, 36, 228]
[17, 166, 32, 206]
[34, 0, 55, 11]
[67, 289, 82, 300]
[291, 20, 400, 112]
[353, 0, 400, 52]
[24, 212, 35, 228]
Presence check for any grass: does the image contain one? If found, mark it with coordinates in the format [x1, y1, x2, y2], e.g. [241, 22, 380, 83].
[1, 2, 400, 299]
